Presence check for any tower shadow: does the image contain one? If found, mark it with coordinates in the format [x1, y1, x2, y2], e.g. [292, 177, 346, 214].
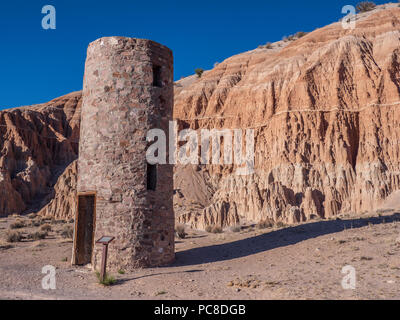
[172, 212, 400, 267]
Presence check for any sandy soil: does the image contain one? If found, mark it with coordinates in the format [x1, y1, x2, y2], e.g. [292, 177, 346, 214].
[0, 210, 399, 300]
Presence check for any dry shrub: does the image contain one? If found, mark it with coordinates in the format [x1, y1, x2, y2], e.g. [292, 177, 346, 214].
[356, 1, 376, 12]
[205, 225, 223, 233]
[10, 219, 25, 229]
[28, 231, 47, 240]
[195, 68, 204, 78]
[275, 221, 287, 228]
[5, 230, 23, 243]
[265, 42, 273, 49]
[175, 225, 187, 239]
[52, 219, 66, 225]
[257, 219, 274, 229]
[31, 218, 43, 227]
[295, 31, 308, 38]
[229, 225, 242, 232]
[27, 213, 37, 219]
[40, 224, 52, 232]
[0, 241, 13, 250]
[61, 225, 74, 239]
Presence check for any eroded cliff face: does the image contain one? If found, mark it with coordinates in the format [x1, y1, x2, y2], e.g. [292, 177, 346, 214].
[0, 6, 399, 228]
[174, 5, 400, 228]
[0, 92, 81, 217]
[37, 160, 77, 220]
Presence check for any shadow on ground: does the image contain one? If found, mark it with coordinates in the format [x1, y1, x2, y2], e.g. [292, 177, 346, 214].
[115, 269, 203, 285]
[172, 213, 400, 267]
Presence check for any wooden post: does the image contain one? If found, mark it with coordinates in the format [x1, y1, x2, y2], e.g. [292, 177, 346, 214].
[96, 236, 115, 282]
[100, 244, 108, 282]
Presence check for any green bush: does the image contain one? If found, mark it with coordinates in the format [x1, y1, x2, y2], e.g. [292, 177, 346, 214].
[96, 271, 116, 286]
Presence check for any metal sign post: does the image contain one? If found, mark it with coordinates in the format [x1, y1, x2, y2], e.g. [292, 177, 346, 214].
[96, 236, 115, 282]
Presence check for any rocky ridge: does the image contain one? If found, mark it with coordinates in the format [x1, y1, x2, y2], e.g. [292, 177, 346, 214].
[1, 5, 400, 230]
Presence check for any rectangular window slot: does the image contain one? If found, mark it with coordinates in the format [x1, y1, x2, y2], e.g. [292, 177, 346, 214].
[153, 65, 162, 87]
[147, 163, 157, 191]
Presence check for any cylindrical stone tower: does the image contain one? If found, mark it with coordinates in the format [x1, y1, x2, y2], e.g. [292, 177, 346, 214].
[72, 37, 174, 271]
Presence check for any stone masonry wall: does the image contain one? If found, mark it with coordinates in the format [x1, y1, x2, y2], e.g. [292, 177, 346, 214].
[76, 37, 174, 271]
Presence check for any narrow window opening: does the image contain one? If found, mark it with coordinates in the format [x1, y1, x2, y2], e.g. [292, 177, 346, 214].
[152, 65, 162, 87]
[147, 163, 157, 191]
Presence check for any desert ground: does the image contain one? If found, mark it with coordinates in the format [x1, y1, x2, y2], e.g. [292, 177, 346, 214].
[0, 209, 399, 300]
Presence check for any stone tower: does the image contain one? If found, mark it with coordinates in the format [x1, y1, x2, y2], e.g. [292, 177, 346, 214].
[72, 37, 174, 271]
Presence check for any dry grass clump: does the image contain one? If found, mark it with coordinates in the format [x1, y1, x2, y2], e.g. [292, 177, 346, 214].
[265, 42, 273, 49]
[52, 219, 67, 225]
[259, 42, 273, 49]
[10, 219, 26, 229]
[5, 230, 23, 243]
[227, 277, 261, 289]
[175, 224, 187, 239]
[376, 208, 393, 215]
[294, 31, 308, 38]
[41, 216, 53, 222]
[31, 218, 43, 227]
[212, 226, 223, 233]
[28, 231, 47, 241]
[283, 31, 308, 42]
[229, 225, 242, 233]
[27, 213, 37, 219]
[61, 225, 74, 239]
[40, 224, 52, 232]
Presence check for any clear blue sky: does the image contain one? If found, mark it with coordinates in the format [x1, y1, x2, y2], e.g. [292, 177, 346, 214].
[0, 0, 389, 109]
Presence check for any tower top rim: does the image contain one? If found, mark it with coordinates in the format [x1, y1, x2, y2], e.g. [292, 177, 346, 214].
[87, 36, 172, 55]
